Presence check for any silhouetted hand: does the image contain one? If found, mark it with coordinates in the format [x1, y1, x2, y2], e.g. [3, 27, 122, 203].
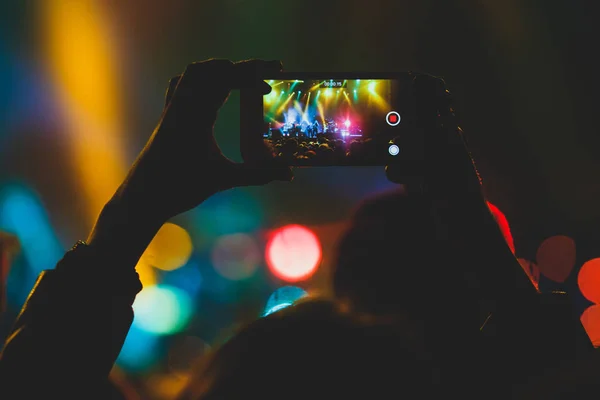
[112, 59, 292, 223]
[386, 74, 538, 302]
[386, 73, 483, 202]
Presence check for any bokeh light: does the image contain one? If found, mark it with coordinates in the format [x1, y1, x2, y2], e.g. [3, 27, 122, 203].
[168, 336, 211, 373]
[43, 0, 128, 224]
[580, 304, 600, 348]
[263, 286, 308, 316]
[487, 201, 515, 254]
[163, 262, 203, 299]
[578, 258, 600, 304]
[0, 186, 63, 274]
[134, 259, 157, 287]
[116, 324, 161, 372]
[535, 235, 576, 283]
[142, 223, 193, 271]
[211, 233, 260, 281]
[266, 225, 322, 282]
[517, 258, 540, 291]
[133, 284, 193, 335]
[193, 189, 264, 239]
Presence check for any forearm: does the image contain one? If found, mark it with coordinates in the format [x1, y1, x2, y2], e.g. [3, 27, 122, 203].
[0, 200, 162, 396]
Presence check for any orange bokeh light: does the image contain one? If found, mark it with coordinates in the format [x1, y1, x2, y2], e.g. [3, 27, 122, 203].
[578, 258, 600, 304]
[580, 304, 600, 348]
[266, 225, 322, 282]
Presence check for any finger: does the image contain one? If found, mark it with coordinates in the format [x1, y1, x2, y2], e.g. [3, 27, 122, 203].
[232, 59, 283, 93]
[166, 59, 235, 121]
[165, 75, 182, 108]
[236, 60, 284, 164]
[229, 163, 293, 188]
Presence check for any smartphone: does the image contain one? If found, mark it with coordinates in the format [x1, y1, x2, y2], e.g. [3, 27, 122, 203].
[240, 72, 424, 167]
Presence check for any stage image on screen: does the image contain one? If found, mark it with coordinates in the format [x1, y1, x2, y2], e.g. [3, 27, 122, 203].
[262, 79, 408, 166]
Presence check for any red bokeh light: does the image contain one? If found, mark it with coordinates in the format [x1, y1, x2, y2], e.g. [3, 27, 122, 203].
[580, 304, 600, 348]
[265, 225, 322, 282]
[535, 235, 576, 283]
[578, 258, 600, 304]
[487, 201, 515, 254]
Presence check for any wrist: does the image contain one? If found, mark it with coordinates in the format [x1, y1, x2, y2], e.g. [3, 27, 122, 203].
[87, 199, 166, 271]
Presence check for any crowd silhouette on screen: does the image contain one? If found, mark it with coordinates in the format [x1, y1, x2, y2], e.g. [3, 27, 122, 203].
[0, 59, 597, 399]
[265, 133, 385, 165]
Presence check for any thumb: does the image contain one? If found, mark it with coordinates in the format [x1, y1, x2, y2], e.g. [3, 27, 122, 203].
[165, 75, 182, 108]
[229, 164, 293, 188]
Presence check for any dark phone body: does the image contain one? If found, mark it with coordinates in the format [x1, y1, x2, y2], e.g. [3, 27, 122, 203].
[240, 72, 424, 167]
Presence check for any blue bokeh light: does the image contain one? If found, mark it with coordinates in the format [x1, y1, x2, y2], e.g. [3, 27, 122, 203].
[263, 286, 308, 316]
[192, 188, 264, 239]
[0, 185, 63, 275]
[162, 261, 203, 299]
[116, 324, 161, 372]
[132, 284, 194, 335]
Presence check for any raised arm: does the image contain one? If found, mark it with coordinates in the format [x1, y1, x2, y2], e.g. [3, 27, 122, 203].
[0, 59, 290, 398]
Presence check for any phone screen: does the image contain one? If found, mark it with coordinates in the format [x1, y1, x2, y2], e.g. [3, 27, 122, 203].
[259, 76, 421, 166]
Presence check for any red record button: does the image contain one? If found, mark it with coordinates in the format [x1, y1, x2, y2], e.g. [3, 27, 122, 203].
[386, 111, 401, 126]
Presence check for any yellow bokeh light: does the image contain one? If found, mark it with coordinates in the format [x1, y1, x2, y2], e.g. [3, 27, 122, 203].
[135, 258, 158, 287]
[142, 223, 193, 271]
[43, 0, 128, 226]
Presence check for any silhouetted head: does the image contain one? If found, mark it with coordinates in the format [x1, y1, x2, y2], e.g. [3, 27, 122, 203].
[181, 299, 442, 400]
[331, 187, 522, 330]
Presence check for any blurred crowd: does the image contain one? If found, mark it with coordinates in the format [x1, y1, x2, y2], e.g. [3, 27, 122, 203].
[265, 133, 386, 165]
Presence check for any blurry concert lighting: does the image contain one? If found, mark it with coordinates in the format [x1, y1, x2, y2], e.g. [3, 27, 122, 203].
[578, 258, 600, 304]
[142, 223, 193, 271]
[133, 284, 193, 335]
[263, 286, 308, 316]
[133, 259, 158, 287]
[580, 304, 600, 348]
[193, 189, 264, 239]
[211, 233, 261, 281]
[163, 261, 203, 299]
[116, 324, 161, 372]
[535, 235, 576, 283]
[266, 225, 322, 282]
[517, 258, 540, 291]
[168, 336, 211, 373]
[0, 186, 63, 275]
[43, 0, 128, 225]
[487, 202, 515, 254]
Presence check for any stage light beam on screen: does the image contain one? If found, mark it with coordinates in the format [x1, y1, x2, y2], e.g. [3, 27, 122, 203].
[263, 286, 308, 316]
[266, 225, 322, 282]
[317, 100, 325, 126]
[303, 92, 311, 115]
[276, 92, 295, 114]
[366, 80, 391, 110]
[293, 101, 304, 116]
[368, 81, 376, 94]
